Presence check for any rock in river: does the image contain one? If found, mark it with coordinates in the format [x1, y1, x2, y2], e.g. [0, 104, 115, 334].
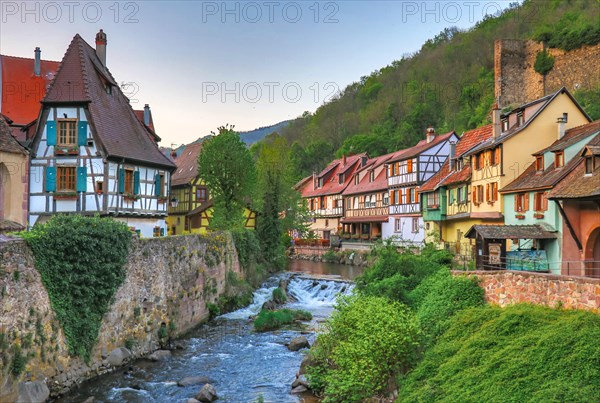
[287, 336, 310, 351]
[148, 350, 172, 362]
[177, 376, 212, 387]
[195, 383, 218, 402]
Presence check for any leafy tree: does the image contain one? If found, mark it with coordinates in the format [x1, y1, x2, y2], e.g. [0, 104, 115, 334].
[198, 125, 257, 230]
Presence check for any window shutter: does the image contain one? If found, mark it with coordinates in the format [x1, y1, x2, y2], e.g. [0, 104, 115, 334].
[154, 174, 161, 196]
[77, 121, 88, 146]
[542, 193, 548, 211]
[407, 159, 413, 173]
[493, 183, 498, 201]
[514, 194, 519, 212]
[524, 193, 530, 211]
[133, 171, 140, 195]
[118, 169, 125, 193]
[45, 166, 56, 192]
[390, 190, 395, 205]
[76, 166, 87, 192]
[398, 189, 403, 204]
[495, 148, 501, 165]
[473, 188, 477, 204]
[46, 121, 57, 145]
[415, 189, 419, 203]
[485, 184, 490, 201]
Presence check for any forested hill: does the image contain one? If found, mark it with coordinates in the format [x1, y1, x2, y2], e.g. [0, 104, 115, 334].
[282, 0, 600, 179]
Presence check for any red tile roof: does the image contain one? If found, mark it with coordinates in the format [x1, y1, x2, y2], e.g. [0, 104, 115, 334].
[343, 151, 399, 195]
[40, 35, 175, 170]
[0, 55, 60, 126]
[387, 131, 456, 163]
[547, 134, 600, 199]
[171, 142, 203, 186]
[300, 153, 367, 197]
[0, 116, 26, 154]
[420, 125, 493, 192]
[534, 120, 600, 155]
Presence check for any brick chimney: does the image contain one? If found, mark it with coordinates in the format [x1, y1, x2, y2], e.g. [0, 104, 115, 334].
[426, 126, 435, 143]
[34, 47, 41, 76]
[557, 113, 568, 139]
[342, 154, 347, 166]
[144, 104, 151, 126]
[95, 29, 107, 66]
[492, 100, 501, 139]
[312, 172, 317, 190]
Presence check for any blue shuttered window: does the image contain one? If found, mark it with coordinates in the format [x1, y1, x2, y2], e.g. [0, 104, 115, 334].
[133, 171, 140, 195]
[118, 169, 125, 193]
[46, 121, 57, 146]
[45, 166, 56, 192]
[76, 167, 87, 192]
[77, 121, 88, 146]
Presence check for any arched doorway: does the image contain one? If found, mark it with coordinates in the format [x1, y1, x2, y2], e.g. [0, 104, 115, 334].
[585, 226, 600, 277]
[0, 162, 10, 220]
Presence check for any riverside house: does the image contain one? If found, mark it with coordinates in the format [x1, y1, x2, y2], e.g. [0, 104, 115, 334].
[27, 31, 176, 237]
[463, 88, 591, 269]
[500, 120, 600, 274]
[299, 154, 368, 241]
[340, 151, 402, 247]
[0, 116, 28, 233]
[384, 127, 459, 244]
[166, 142, 256, 234]
[420, 124, 494, 258]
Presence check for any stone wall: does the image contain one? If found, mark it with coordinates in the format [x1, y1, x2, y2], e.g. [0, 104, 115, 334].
[453, 270, 600, 312]
[495, 39, 600, 108]
[0, 233, 242, 401]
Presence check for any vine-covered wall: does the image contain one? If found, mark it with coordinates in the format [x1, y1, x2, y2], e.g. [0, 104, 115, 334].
[0, 233, 242, 401]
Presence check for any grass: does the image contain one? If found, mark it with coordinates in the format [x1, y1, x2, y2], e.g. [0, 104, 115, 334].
[253, 308, 312, 332]
[398, 304, 600, 402]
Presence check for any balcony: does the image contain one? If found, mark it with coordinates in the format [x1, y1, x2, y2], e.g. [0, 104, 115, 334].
[388, 172, 417, 187]
[313, 207, 343, 217]
[389, 203, 421, 215]
[345, 206, 388, 217]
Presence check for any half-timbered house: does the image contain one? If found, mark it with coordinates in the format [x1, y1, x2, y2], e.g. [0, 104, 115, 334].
[384, 128, 459, 244]
[28, 31, 176, 237]
[167, 142, 256, 234]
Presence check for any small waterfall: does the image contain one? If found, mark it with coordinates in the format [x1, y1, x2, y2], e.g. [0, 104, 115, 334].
[221, 285, 277, 319]
[287, 277, 354, 306]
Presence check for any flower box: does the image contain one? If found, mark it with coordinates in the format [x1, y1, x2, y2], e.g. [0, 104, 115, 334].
[54, 146, 79, 155]
[534, 213, 545, 219]
[361, 234, 370, 240]
[54, 192, 77, 200]
[351, 234, 360, 240]
[157, 196, 169, 204]
[343, 234, 351, 239]
[123, 193, 141, 201]
[515, 214, 526, 220]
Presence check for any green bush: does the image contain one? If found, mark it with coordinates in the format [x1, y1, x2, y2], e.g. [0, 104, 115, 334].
[253, 309, 312, 332]
[10, 345, 27, 376]
[307, 294, 421, 402]
[399, 304, 600, 402]
[409, 269, 485, 343]
[22, 215, 131, 362]
[356, 245, 445, 304]
[321, 249, 338, 263]
[272, 287, 287, 304]
[207, 303, 220, 319]
[534, 50, 555, 76]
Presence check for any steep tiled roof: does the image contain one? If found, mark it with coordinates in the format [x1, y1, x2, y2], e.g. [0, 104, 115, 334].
[420, 125, 493, 192]
[0, 54, 60, 125]
[171, 142, 203, 186]
[534, 120, 600, 155]
[301, 153, 367, 197]
[388, 131, 456, 163]
[343, 151, 398, 195]
[40, 34, 175, 169]
[0, 116, 26, 154]
[547, 135, 600, 199]
[466, 88, 591, 156]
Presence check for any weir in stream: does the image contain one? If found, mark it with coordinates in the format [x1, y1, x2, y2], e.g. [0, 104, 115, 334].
[54, 262, 357, 403]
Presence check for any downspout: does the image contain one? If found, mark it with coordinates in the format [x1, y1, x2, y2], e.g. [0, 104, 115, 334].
[553, 200, 582, 251]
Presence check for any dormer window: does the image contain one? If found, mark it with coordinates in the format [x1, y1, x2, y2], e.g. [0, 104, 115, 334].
[339, 173, 345, 184]
[502, 118, 509, 132]
[456, 158, 464, 171]
[535, 155, 544, 171]
[317, 178, 323, 188]
[369, 170, 375, 182]
[354, 175, 359, 185]
[585, 156, 594, 175]
[555, 151, 564, 168]
[517, 112, 524, 127]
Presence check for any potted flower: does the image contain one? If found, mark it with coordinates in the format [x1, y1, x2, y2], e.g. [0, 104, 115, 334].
[515, 213, 526, 220]
[157, 195, 169, 204]
[54, 191, 77, 200]
[361, 234, 370, 240]
[123, 192, 141, 201]
[533, 212, 544, 219]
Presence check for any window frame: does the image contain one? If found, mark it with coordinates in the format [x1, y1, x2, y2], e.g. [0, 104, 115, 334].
[57, 118, 78, 147]
[124, 168, 134, 194]
[535, 155, 544, 171]
[411, 217, 419, 234]
[196, 187, 207, 203]
[57, 165, 76, 192]
[555, 151, 565, 168]
[585, 156, 593, 175]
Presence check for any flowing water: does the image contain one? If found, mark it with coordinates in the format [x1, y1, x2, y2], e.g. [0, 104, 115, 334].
[55, 261, 357, 403]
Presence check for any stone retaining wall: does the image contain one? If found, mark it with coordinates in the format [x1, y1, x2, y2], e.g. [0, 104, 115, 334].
[0, 233, 242, 401]
[453, 270, 600, 312]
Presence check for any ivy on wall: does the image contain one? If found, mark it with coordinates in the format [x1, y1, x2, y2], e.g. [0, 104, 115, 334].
[22, 215, 131, 362]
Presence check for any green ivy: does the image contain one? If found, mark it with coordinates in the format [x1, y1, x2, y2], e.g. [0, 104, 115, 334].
[22, 215, 131, 362]
[534, 50, 555, 76]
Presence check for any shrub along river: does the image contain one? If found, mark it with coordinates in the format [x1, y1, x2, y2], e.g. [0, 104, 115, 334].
[55, 260, 361, 403]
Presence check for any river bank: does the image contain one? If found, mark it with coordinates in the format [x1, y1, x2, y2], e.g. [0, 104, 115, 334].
[51, 261, 357, 402]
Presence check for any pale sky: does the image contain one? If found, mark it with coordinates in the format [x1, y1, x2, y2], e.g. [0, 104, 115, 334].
[1, 1, 517, 146]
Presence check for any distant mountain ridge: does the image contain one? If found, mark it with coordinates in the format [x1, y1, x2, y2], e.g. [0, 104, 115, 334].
[161, 119, 290, 158]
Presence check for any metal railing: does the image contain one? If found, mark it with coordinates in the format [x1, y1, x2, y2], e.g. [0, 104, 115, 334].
[455, 256, 600, 278]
